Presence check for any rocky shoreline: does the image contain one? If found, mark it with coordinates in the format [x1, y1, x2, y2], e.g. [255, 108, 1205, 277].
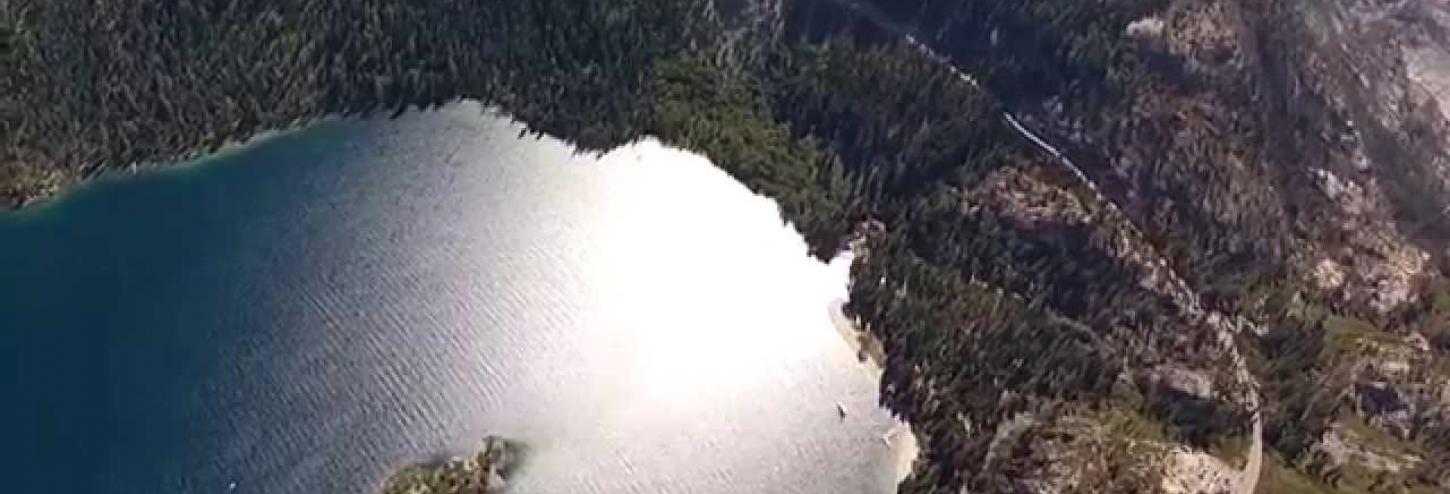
[381, 436, 518, 494]
[825, 286, 919, 484]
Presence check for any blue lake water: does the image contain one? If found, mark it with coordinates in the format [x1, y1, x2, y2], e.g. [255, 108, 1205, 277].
[0, 103, 903, 493]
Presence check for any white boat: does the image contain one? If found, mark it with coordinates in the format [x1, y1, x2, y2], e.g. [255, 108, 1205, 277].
[881, 428, 899, 446]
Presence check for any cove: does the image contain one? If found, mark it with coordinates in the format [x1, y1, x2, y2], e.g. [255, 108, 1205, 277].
[0, 102, 905, 493]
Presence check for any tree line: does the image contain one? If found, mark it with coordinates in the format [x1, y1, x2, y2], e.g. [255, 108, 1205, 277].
[7, 0, 1450, 492]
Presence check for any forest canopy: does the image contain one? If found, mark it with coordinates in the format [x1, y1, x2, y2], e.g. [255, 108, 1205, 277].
[5, 0, 1450, 492]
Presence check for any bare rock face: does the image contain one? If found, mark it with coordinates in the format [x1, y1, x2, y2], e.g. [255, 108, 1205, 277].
[974, 0, 1450, 320]
[984, 413, 1170, 494]
[1300, 323, 1450, 482]
[1152, 365, 1216, 401]
[1313, 257, 1349, 291]
[1354, 0, 1450, 124]
[1160, 448, 1236, 494]
[1124, 17, 1166, 40]
[1160, 0, 1249, 73]
[1316, 422, 1423, 474]
[971, 166, 1092, 228]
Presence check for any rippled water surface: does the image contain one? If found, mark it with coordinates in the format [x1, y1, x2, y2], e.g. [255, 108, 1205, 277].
[0, 103, 901, 493]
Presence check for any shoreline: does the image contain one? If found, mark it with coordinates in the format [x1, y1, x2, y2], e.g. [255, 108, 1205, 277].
[825, 294, 919, 485]
[7, 117, 329, 213]
[4, 127, 304, 216]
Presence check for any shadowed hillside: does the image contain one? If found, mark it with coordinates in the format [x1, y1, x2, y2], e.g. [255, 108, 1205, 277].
[4, 0, 1450, 492]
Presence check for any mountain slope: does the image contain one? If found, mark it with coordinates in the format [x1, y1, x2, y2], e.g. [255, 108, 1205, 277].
[3, 0, 1449, 492]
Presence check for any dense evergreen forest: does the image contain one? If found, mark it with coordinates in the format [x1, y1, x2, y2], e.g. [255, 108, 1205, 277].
[5, 0, 1450, 492]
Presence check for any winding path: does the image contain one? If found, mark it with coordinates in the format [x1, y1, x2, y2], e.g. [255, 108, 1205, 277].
[816, 2, 1264, 492]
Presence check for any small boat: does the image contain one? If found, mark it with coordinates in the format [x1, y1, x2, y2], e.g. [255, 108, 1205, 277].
[881, 428, 899, 446]
[228, 481, 237, 491]
[835, 402, 848, 419]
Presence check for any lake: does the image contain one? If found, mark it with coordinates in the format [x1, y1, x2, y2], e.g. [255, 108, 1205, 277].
[0, 102, 906, 493]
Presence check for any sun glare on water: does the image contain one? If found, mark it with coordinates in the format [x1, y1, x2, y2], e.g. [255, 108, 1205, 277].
[590, 140, 851, 410]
